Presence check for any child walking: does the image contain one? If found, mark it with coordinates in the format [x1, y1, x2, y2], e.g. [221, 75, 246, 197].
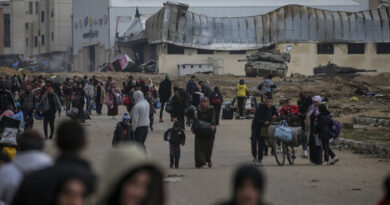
[164, 121, 186, 169]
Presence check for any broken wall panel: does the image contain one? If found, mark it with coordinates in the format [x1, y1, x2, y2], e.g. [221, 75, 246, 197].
[145, 3, 390, 51]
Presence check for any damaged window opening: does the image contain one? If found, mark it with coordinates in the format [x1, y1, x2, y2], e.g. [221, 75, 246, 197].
[377, 43, 390, 54]
[167, 44, 184, 54]
[35, 2, 39, 15]
[41, 11, 44, 22]
[229, 50, 246, 55]
[317, 43, 334, 54]
[41, 35, 45, 46]
[34, 36, 38, 47]
[348, 43, 365, 54]
[28, 2, 33, 14]
[4, 13, 11, 47]
[197, 49, 214, 54]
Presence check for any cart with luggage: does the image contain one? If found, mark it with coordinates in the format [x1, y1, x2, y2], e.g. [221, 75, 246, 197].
[0, 116, 22, 158]
[265, 120, 303, 166]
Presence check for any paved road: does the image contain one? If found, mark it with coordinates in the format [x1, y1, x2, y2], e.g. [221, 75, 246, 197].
[38, 106, 390, 205]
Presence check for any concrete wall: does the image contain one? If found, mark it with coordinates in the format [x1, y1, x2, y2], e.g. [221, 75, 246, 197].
[156, 44, 257, 76]
[276, 43, 390, 76]
[73, 44, 108, 72]
[1, 0, 32, 55]
[0, 8, 4, 54]
[154, 42, 390, 76]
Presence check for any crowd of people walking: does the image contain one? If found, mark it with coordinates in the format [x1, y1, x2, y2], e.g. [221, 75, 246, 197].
[0, 72, 382, 205]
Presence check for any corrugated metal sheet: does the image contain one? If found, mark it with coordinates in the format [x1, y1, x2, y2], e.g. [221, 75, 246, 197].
[145, 3, 390, 50]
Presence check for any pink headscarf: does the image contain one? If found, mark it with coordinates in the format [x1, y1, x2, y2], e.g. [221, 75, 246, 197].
[307, 96, 322, 117]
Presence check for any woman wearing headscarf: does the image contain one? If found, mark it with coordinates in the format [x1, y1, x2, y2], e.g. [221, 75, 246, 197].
[106, 82, 120, 119]
[194, 97, 216, 168]
[96, 144, 164, 205]
[210, 87, 223, 126]
[218, 164, 265, 205]
[307, 95, 323, 165]
[171, 88, 187, 129]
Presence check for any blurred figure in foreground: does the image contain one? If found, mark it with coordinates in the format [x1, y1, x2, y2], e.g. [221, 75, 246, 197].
[0, 130, 52, 205]
[378, 175, 390, 205]
[218, 164, 265, 205]
[97, 144, 164, 205]
[13, 120, 96, 205]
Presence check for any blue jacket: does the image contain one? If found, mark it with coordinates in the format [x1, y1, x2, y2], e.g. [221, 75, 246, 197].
[186, 81, 199, 95]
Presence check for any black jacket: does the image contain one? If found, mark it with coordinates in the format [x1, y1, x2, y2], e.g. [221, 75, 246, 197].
[159, 79, 172, 103]
[298, 97, 313, 116]
[13, 154, 97, 205]
[0, 90, 16, 113]
[112, 122, 134, 146]
[164, 128, 186, 146]
[252, 103, 278, 130]
[210, 91, 223, 107]
[315, 113, 333, 140]
[20, 90, 36, 111]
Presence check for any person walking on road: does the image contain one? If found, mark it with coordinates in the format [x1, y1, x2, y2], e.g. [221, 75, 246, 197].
[94, 81, 105, 115]
[308, 96, 323, 165]
[315, 104, 339, 165]
[164, 121, 186, 169]
[38, 86, 61, 139]
[171, 88, 188, 129]
[20, 84, 36, 129]
[194, 97, 216, 168]
[210, 87, 223, 126]
[84, 80, 94, 114]
[199, 81, 213, 99]
[250, 93, 278, 166]
[159, 75, 172, 122]
[130, 91, 150, 150]
[186, 75, 200, 107]
[258, 75, 276, 102]
[112, 113, 133, 147]
[298, 92, 313, 158]
[235, 79, 248, 119]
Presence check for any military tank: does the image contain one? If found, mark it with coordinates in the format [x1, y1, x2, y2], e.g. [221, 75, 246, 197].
[239, 49, 291, 78]
[313, 62, 377, 75]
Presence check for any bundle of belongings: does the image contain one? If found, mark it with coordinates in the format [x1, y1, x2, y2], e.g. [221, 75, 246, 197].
[67, 108, 91, 121]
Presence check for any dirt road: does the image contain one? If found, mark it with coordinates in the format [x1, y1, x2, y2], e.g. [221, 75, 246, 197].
[38, 106, 390, 205]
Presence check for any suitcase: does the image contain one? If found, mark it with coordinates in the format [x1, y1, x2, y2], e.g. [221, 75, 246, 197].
[222, 108, 234, 119]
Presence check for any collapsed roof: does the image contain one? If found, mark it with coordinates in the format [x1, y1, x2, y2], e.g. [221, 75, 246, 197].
[144, 2, 390, 50]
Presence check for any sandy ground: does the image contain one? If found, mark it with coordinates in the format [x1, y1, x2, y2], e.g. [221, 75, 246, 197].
[33, 105, 390, 205]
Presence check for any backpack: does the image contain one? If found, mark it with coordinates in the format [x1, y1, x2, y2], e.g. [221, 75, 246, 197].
[329, 118, 342, 139]
[123, 96, 131, 107]
[165, 97, 174, 113]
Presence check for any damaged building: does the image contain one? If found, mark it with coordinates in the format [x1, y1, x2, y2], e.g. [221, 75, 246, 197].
[72, 0, 372, 73]
[118, 2, 390, 76]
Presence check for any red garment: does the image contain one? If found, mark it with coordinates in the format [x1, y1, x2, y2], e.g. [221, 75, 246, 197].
[280, 105, 299, 115]
[378, 198, 389, 205]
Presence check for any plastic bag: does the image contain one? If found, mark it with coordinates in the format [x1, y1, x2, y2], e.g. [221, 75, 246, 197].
[274, 120, 293, 142]
[0, 127, 18, 145]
